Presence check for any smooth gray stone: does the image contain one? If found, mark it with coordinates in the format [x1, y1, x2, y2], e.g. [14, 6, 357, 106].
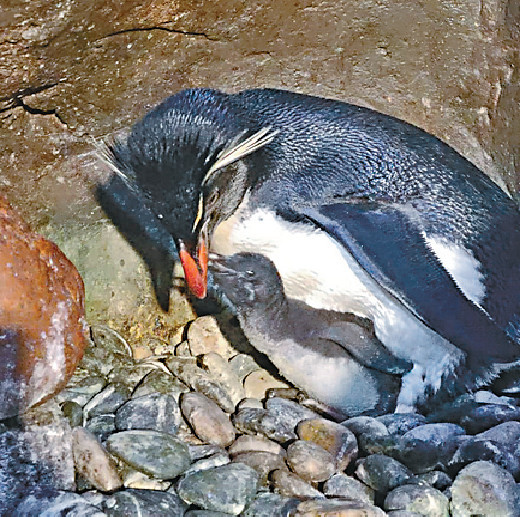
[106, 430, 190, 479]
[323, 473, 375, 503]
[177, 463, 259, 515]
[85, 414, 116, 442]
[242, 492, 299, 517]
[376, 413, 427, 435]
[16, 490, 107, 517]
[449, 437, 520, 477]
[356, 454, 413, 495]
[103, 489, 187, 516]
[84, 383, 131, 419]
[384, 483, 449, 517]
[398, 423, 465, 473]
[460, 404, 520, 434]
[450, 461, 520, 516]
[115, 392, 181, 434]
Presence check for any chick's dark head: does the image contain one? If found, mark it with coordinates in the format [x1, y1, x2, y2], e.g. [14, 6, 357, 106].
[210, 252, 285, 309]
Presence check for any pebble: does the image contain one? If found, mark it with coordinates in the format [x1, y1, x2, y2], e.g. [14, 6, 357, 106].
[180, 392, 235, 446]
[16, 490, 107, 517]
[58, 376, 107, 407]
[187, 315, 237, 359]
[450, 461, 520, 516]
[415, 470, 452, 491]
[102, 489, 187, 516]
[243, 492, 299, 517]
[232, 451, 287, 485]
[358, 431, 402, 457]
[72, 427, 122, 492]
[286, 440, 336, 483]
[265, 397, 319, 431]
[83, 383, 131, 419]
[270, 469, 324, 500]
[297, 417, 358, 470]
[199, 352, 245, 407]
[475, 420, 520, 442]
[384, 483, 450, 516]
[114, 392, 181, 434]
[377, 413, 427, 435]
[89, 325, 133, 358]
[106, 430, 190, 479]
[356, 454, 413, 494]
[175, 340, 192, 356]
[449, 436, 520, 477]
[170, 358, 236, 412]
[398, 423, 466, 473]
[229, 353, 261, 382]
[122, 469, 171, 490]
[61, 400, 84, 427]
[177, 463, 259, 515]
[132, 369, 190, 401]
[343, 416, 389, 437]
[188, 444, 226, 461]
[107, 360, 154, 387]
[323, 472, 375, 503]
[459, 404, 520, 434]
[184, 451, 231, 475]
[228, 434, 284, 457]
[294, 497, 387, 516]
[243, 370, 291, 399]
[85, 414, 116, 441]
[237, 397, 265, 410]
[233, 407, 298, 443]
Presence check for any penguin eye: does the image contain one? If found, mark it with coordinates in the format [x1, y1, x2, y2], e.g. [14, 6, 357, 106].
[245, 270, 256, 278]
[207, 189, 219, 206]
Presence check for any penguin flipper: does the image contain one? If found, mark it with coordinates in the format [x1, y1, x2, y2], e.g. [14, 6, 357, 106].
[318, 322, 413, 375]
[301, 202, 519, 368]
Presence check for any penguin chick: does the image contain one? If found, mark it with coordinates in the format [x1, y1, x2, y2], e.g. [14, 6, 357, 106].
[210, 252, 412, 417]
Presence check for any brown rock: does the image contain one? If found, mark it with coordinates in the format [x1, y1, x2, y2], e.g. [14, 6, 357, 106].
[286, 440, 336, 484]
[243, 369, 291, 400]
[270, 469, 324, 500]
[72, 427, 122, 492]
[297, 418, 359, 470]
[180, 391, 236, 447]
[228, 434, 285, 457]
[0, 196, 87, 417]
[232, 452, 287, 485]
[187, 316, 237, 360]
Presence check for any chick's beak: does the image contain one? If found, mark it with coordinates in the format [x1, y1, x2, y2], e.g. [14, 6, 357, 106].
[178, 237, 208, 298]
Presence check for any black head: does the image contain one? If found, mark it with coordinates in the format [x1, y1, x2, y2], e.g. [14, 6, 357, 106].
[108, 88, 243, 242]
[106, 88, 277, 298]
[209, 252, 285, 309]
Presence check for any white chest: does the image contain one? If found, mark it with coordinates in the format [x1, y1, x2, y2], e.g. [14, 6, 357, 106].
[211, 205, 464, 410]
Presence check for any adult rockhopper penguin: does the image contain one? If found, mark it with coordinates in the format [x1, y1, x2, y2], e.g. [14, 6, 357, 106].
[106, 87, 520, 411]
[210, 252, 412, 417]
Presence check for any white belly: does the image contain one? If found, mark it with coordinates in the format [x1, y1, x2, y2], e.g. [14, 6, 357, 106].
[263, 336, 382, 415]
[211, 205, 464, 410]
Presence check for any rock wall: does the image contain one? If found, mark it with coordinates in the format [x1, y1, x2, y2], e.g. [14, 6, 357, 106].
[1, 0, 519, 322]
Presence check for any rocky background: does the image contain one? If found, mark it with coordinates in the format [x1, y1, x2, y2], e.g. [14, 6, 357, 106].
[1, 1, 520, 516]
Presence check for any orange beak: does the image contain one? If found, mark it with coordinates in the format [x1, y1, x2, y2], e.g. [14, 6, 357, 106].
[178, 238, 208, 299]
